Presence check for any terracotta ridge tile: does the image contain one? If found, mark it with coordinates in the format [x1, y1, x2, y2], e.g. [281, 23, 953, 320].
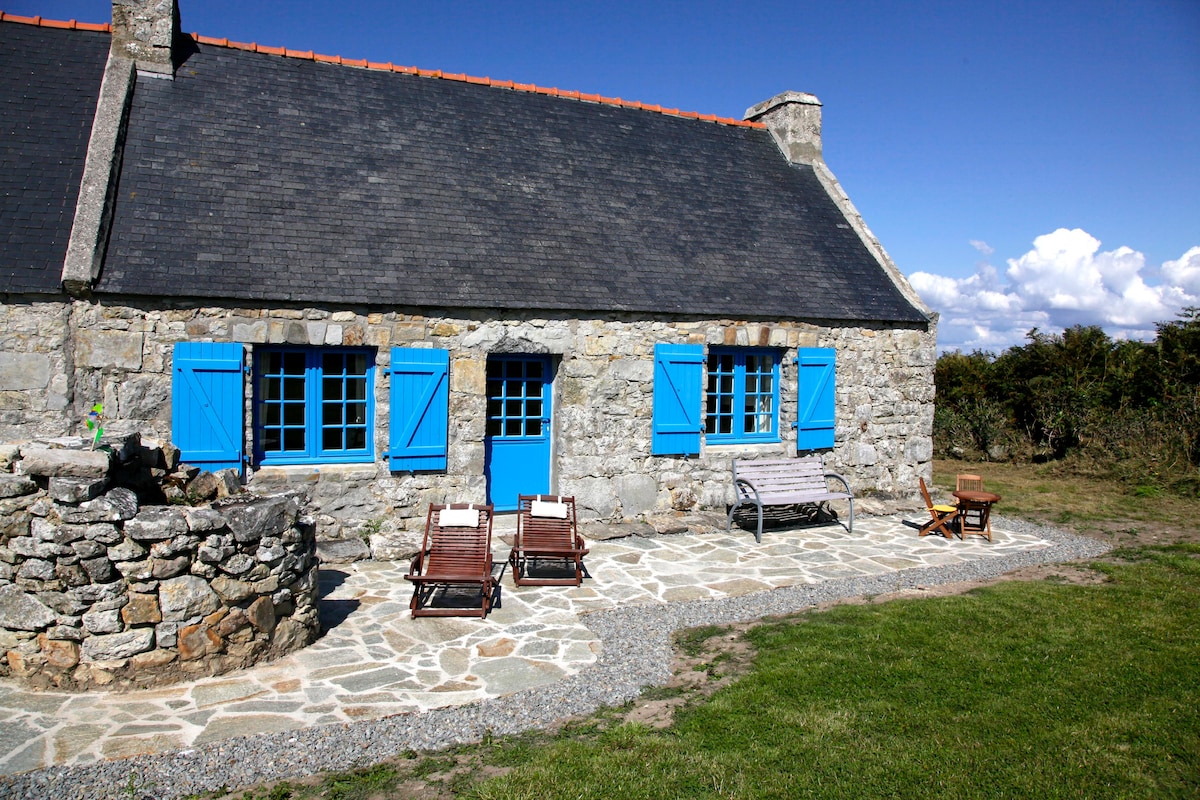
[0, 11, 760, 127]
[0, 11, 111, 31]
[179, 23, 767, 129]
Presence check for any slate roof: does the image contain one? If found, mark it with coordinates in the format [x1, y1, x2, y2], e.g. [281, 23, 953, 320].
[90, 32, 924, 324]
[0, 20, 109, 293]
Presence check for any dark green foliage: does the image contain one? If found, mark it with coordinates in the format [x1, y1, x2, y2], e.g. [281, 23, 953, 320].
[935, 310, 1200, 495]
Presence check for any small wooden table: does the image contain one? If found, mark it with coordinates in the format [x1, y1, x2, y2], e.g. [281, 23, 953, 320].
[953, 490, 1000, 542]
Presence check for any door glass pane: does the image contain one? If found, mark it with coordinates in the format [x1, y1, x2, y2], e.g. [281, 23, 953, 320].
[526, 418, 542, 436]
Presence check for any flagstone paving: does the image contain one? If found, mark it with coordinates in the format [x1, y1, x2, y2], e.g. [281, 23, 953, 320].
[0, 515, 1054, 776]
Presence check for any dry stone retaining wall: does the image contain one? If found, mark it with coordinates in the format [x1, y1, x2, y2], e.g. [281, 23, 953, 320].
[0, 434, 319, 691]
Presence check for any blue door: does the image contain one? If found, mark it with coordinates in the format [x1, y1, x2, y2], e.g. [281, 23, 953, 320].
[484, 356, 552, 511]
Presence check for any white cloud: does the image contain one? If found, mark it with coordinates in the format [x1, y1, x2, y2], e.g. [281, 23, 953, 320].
[911, 229, 1200, 353]
[969, 239, 994, 256]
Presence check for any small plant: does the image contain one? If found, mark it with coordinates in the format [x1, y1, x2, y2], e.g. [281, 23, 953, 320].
[85, 403, 104, 450]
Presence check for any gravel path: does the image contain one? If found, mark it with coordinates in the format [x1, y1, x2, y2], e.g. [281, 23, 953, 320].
[0, 517, 1110, 799]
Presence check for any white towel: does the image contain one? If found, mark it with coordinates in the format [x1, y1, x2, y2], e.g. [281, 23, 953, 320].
[530, 500, 568, 519]
[439, 507, 479, 527]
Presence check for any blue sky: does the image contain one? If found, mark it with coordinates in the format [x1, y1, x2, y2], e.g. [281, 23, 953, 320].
[11, 0, 1200, 352]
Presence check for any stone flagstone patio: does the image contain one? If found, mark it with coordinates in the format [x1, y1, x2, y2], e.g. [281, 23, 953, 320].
[0, 514, 1055, 776]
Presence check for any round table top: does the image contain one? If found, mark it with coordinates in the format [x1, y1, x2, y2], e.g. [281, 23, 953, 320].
[954, 489, 1001, 503]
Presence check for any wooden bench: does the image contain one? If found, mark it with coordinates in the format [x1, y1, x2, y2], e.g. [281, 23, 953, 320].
[727, 456, 854, 542]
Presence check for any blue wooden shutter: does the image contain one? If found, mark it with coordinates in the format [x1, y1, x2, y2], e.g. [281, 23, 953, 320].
[389, 347, 449, 471]
[796, 347, 836, 451]
[652, 343, 703, 456]
[172, 342, 244, 472]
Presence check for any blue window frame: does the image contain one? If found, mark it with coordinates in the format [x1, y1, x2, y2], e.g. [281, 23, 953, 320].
[254, 347, 374, 465]
[705, 348, 780, 444]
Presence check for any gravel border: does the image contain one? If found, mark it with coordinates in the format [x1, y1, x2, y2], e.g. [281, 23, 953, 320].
[0, 517, 1111, 799]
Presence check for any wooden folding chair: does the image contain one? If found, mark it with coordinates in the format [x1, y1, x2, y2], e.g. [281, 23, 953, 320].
[404, 503, 497, 618]
[509, 494, 589, 586]
[918, 478, 959, 538]
[956, 474, 993, 542]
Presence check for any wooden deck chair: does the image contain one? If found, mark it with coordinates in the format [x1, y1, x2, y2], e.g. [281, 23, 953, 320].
[918, 478, 960, 538]
[404, 503, 497, 618]
[955, 473, 993, 542]
[508, 494, 589, 586]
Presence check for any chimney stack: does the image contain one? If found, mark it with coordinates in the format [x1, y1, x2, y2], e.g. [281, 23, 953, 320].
[111, 0, 179, 77]
[744, 91, 823, 165]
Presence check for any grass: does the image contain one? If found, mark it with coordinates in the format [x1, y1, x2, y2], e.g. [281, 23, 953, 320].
[206, 468, 1200, 799]
[932, 459, 1200, 540]
[462, 546, 1200, 799]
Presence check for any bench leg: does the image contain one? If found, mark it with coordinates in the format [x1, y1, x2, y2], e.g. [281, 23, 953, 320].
[727, 501, 764, 543]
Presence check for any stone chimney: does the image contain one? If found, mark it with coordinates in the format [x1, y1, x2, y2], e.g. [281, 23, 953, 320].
[110, 0, 179, 77]
[744, 91, 823, 165]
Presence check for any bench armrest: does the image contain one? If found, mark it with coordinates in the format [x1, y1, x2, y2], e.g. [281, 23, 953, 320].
[824, 471, 853, 497]
[733, 477, 761, 504]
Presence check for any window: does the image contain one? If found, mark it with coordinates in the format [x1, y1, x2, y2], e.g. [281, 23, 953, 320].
[705, 348, 779, 444]
[486, 357, 547, 438]
[254, 347, 374, 465]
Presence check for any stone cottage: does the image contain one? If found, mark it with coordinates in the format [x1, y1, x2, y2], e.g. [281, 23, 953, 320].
[0, 1, 936, 557]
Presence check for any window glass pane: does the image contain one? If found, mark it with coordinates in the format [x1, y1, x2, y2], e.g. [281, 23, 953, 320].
[526, 360, 543, 380]
[324, 377, 343, 401]
[719, 375, 733, 393]
[284, 402, 306, 425]
[284, 377, 306, 400]
[346, 428, 366, 450]
[263, 430, 280, 452]
[264, 405, 280, 426]
[322, 404, 343, 426]
[283, 428, 305, 451]
[323, 429, 343, 451]
[347, 402, 366, 425]
[283, 352, 306, 373]
[261, 377, 280, 401]
[347, 353, 367, 375]
[347, 377, 367, 401]
[323, 352, 343, 375]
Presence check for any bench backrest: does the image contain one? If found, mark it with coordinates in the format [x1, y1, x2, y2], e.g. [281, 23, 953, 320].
[733, 456, 830, 497]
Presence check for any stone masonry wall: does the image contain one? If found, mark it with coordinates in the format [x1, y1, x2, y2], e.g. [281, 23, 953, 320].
[0, 295, 935, 561]
[0, 434, 319, 691]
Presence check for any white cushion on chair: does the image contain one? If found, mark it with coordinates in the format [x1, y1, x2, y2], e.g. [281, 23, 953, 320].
[530, 500, 568, 519]
[439, 507, 479, 527]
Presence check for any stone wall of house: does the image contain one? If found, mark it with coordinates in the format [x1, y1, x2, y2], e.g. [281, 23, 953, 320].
[0, 300, 74, 439]
[0, 434, 319, 691]
[0, 296, 935, 560]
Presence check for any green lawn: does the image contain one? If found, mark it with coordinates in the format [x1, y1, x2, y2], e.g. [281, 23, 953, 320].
[222, 544, 1200, 799]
